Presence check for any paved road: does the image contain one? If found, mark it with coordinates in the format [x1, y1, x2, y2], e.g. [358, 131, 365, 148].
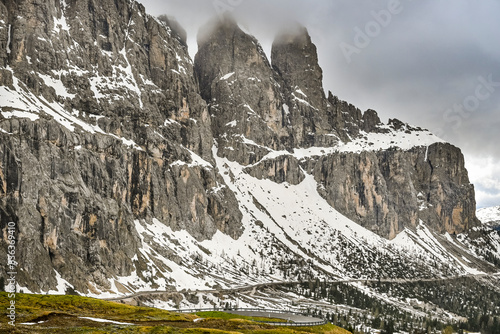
[226, 310, 321, 323]
[104, 272, 498, 302]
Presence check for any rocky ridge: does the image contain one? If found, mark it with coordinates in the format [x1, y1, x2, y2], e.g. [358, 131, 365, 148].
[194, 15, 479, 239]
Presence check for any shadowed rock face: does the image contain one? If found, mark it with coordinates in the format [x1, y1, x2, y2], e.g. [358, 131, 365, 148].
[0, 0, 481, 294]
[0, 0, 243, 294]
[194, 14, 289, 163]
[303, 143, 478, 239]
[272, 23, 326, 112]
[271, 24, 341, 148]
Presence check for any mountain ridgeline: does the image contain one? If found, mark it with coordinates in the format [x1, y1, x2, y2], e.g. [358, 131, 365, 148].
[193, 15, 478, 239]
[0, 0, 491, 300]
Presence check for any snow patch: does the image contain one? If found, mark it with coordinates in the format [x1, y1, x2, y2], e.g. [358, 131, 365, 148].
[1, 110, 40, 122]
[291, 93, 317, 110]
[53, 1, 70, 34]
[186, 148, 213, 168]
[220, 72, 235, 81]
[119, 48, 144, 108]
[6, 24, 11, 54]
[47, 270, 74, 295]
[295, 88, 307, 98]
[339, 129, 445, 153]
[20, 321, 47, 325]
[243, 104, 256, 114]
[254, 127, 444, 163]
[38, 73, 75, 99]
[164, 118, 179, 126]
[282, 104, 290, 115]
[79, 317, 134, 325]
[110, 134, 143, 151]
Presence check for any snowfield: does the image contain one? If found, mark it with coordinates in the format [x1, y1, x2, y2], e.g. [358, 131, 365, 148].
[74, 143, 494, 304]
[477, 206, 500, 227]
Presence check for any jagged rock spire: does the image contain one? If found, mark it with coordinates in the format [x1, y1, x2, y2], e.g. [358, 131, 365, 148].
[272, 22, 325, 109]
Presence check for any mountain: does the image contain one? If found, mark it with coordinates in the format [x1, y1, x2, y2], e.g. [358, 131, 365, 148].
[1, 0, 500, 331]
[477, 206, 500, 229]
[194, 15, 479, 240]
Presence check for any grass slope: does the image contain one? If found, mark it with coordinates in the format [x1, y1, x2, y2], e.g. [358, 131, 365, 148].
[0, 293, 351, 334]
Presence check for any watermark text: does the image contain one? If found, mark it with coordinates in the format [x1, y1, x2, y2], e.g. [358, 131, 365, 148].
[434, 74, 500, 139]
[5, 221, 17, 327]
[340, 0, 412, 64]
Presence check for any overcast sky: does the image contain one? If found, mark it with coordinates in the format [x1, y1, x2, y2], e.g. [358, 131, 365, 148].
[139, 0, 500, 209]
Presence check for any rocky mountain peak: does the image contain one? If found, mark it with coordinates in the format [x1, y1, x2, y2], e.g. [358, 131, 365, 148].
[272, 22, 325, 109]
[194, 15, 291, 164]
[196, 12, 238, 45]
[195, 14, 272, 101]
[158, 15, 187, 46]
[362, 109, 382, 132]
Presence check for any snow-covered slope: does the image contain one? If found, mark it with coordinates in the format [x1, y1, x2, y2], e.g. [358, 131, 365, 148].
[247, 124, 444, 163]
[64, 142, 495, 300]
[477, 206, 500, 228]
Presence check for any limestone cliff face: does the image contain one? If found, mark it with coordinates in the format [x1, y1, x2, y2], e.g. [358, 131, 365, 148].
[272, 24, 335, 146]
[244, 155, 305, 185]
[304, 143, 478, 239]
[0, 0, 242, 293]
[194, 15, 290, 165]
